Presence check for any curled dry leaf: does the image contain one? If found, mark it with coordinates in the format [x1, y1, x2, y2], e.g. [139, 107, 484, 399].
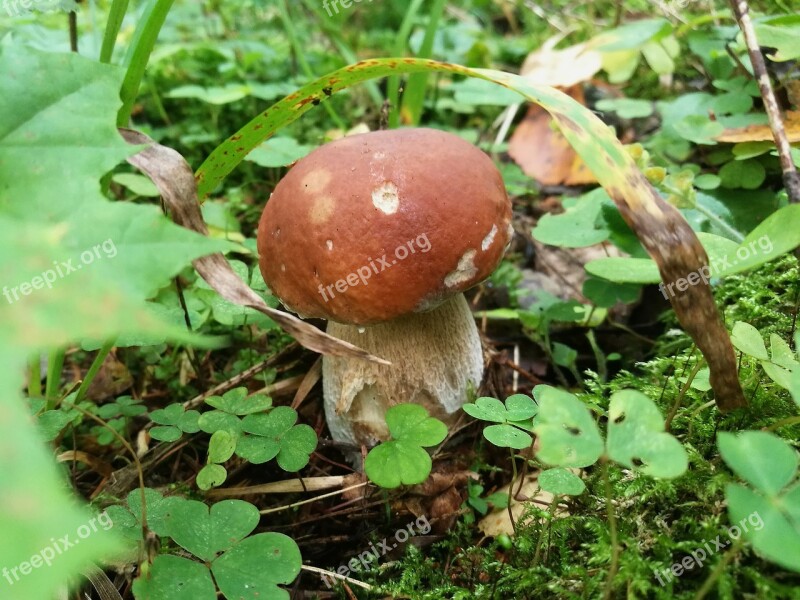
[715, 110, 800, 143]
[119, 128, 389, 365]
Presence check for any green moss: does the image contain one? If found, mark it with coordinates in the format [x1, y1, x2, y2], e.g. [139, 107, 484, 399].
[370, 257, 800, 599]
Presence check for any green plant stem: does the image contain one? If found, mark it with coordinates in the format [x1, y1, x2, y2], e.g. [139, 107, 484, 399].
[117, 0, 176, 127]
[586, 329, 608, 382]
[45, 348, 66, 410]
[532, 496, 558, 566]
[693, 539, 742, 599]
[387, 0, 425, 128]
[665, 357, 705, 432]
[399, 0, 447, 125]
[602, 458, 620, 600]
[693, 203, 745, 243]
[764, 415, 800, 431]
[100, 0, 130, 63]
[74, 339, 115, 404]
[27, 353, 42, 397]
[277, 0, 345, 129]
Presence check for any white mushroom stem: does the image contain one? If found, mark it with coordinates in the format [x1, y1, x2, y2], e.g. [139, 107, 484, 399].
[322, 293, 485, 446]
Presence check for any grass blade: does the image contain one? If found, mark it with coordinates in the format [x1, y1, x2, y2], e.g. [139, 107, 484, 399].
[99, 0, 130, 64]
[117, 0, 175, 127]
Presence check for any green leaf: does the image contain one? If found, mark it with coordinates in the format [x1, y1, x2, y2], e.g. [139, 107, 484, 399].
[532, 385, 603, 468]
[674, 115, 724, 145]
[164, 499, 260, 562]
[538, 467, 586, 496]
[150, 425, 183, 442]
[596, 98, 653, 119]
[246, 136, 314, 168]
[504, 394, 538, 421]
[208, 430, 237, 463]
[0, 373, 123, 600]
[532, 195, 609, 248]
[112, 172, 161, 197]
[463, 397, 508, 423]
[132, 555, 216, 600]
[205, 387, 273, 415]
[212, 533, 302, 600]
[719, 159, 766, 190]
[197, 464, 228, 491]
[125, 488, 174, 537]
[483, 424, 533, 449]
[275, 425, 317, 472]
[726, 483, 800, 572]
[585, 257, 660, 284]
[198, 410, 242, 434]
[718, 431, 798, 495]
[385, 404, 447, 447]
[239, 407, 317, 470]
[606, 390, 688, 478]
[730, 322, 769, 361]
[365, 440, 433, 488]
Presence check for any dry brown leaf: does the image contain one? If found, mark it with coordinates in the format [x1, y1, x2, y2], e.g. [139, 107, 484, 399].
[508, 85, 597, 186]
[715, 110, 800, 143]
[119, 129, 389, 366]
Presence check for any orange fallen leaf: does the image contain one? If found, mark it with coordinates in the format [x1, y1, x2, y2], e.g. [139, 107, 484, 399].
[509, 85, 597, 186]
[715, 110, 800, 143]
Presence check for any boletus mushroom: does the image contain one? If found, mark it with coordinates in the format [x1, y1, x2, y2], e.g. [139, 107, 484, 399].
[257, 128, 512, 446]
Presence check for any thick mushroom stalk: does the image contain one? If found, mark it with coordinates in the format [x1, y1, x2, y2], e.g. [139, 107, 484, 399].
[257, 128, 512, 447]
[322, 294, 483, 445]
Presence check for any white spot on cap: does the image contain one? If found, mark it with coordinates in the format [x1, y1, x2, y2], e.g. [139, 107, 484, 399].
[302, 169, 332, 194]
[372, 182, 399, 214]
[444, 250, 478, 288]
[326, 240, 334, 251]
[481, 225, 498, 251]
[281, 264, 286, 272]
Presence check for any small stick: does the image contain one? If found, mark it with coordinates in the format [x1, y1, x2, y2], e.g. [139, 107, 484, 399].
[730, 0, 800, 204]
[300, 565, 373, 591]
[206, 475, 346, 498]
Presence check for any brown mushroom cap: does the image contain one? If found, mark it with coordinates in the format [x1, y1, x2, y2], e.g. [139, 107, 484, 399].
[257, 128, 512, 325]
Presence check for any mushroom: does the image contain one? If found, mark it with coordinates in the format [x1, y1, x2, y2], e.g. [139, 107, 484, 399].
[257, 128, 512, 446]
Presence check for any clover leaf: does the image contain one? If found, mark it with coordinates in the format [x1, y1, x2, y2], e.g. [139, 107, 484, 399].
[237, 406, 317, 471]
[606, 390, 688, 478]
[132, 498, 303, 600]
[205, 387, 272, 415]
[463, 394, 537, 449]
[719, 431, 800, 572]
[365, 404, 447, 488]
[532, 385, 604, 468]
[538, 467, 586, 496]
[150, 403, 201, 442]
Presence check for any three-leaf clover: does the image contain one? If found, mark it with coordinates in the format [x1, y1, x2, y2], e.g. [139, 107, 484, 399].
[719, 431, 800, 572]
[365, 404, 447, 488]
[237, 407, 317, 471]
[463, 394, 538, 449]
[150, 403, 201, 442]
[532, 385, 687, 479]
[131, 498, 302, 600]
